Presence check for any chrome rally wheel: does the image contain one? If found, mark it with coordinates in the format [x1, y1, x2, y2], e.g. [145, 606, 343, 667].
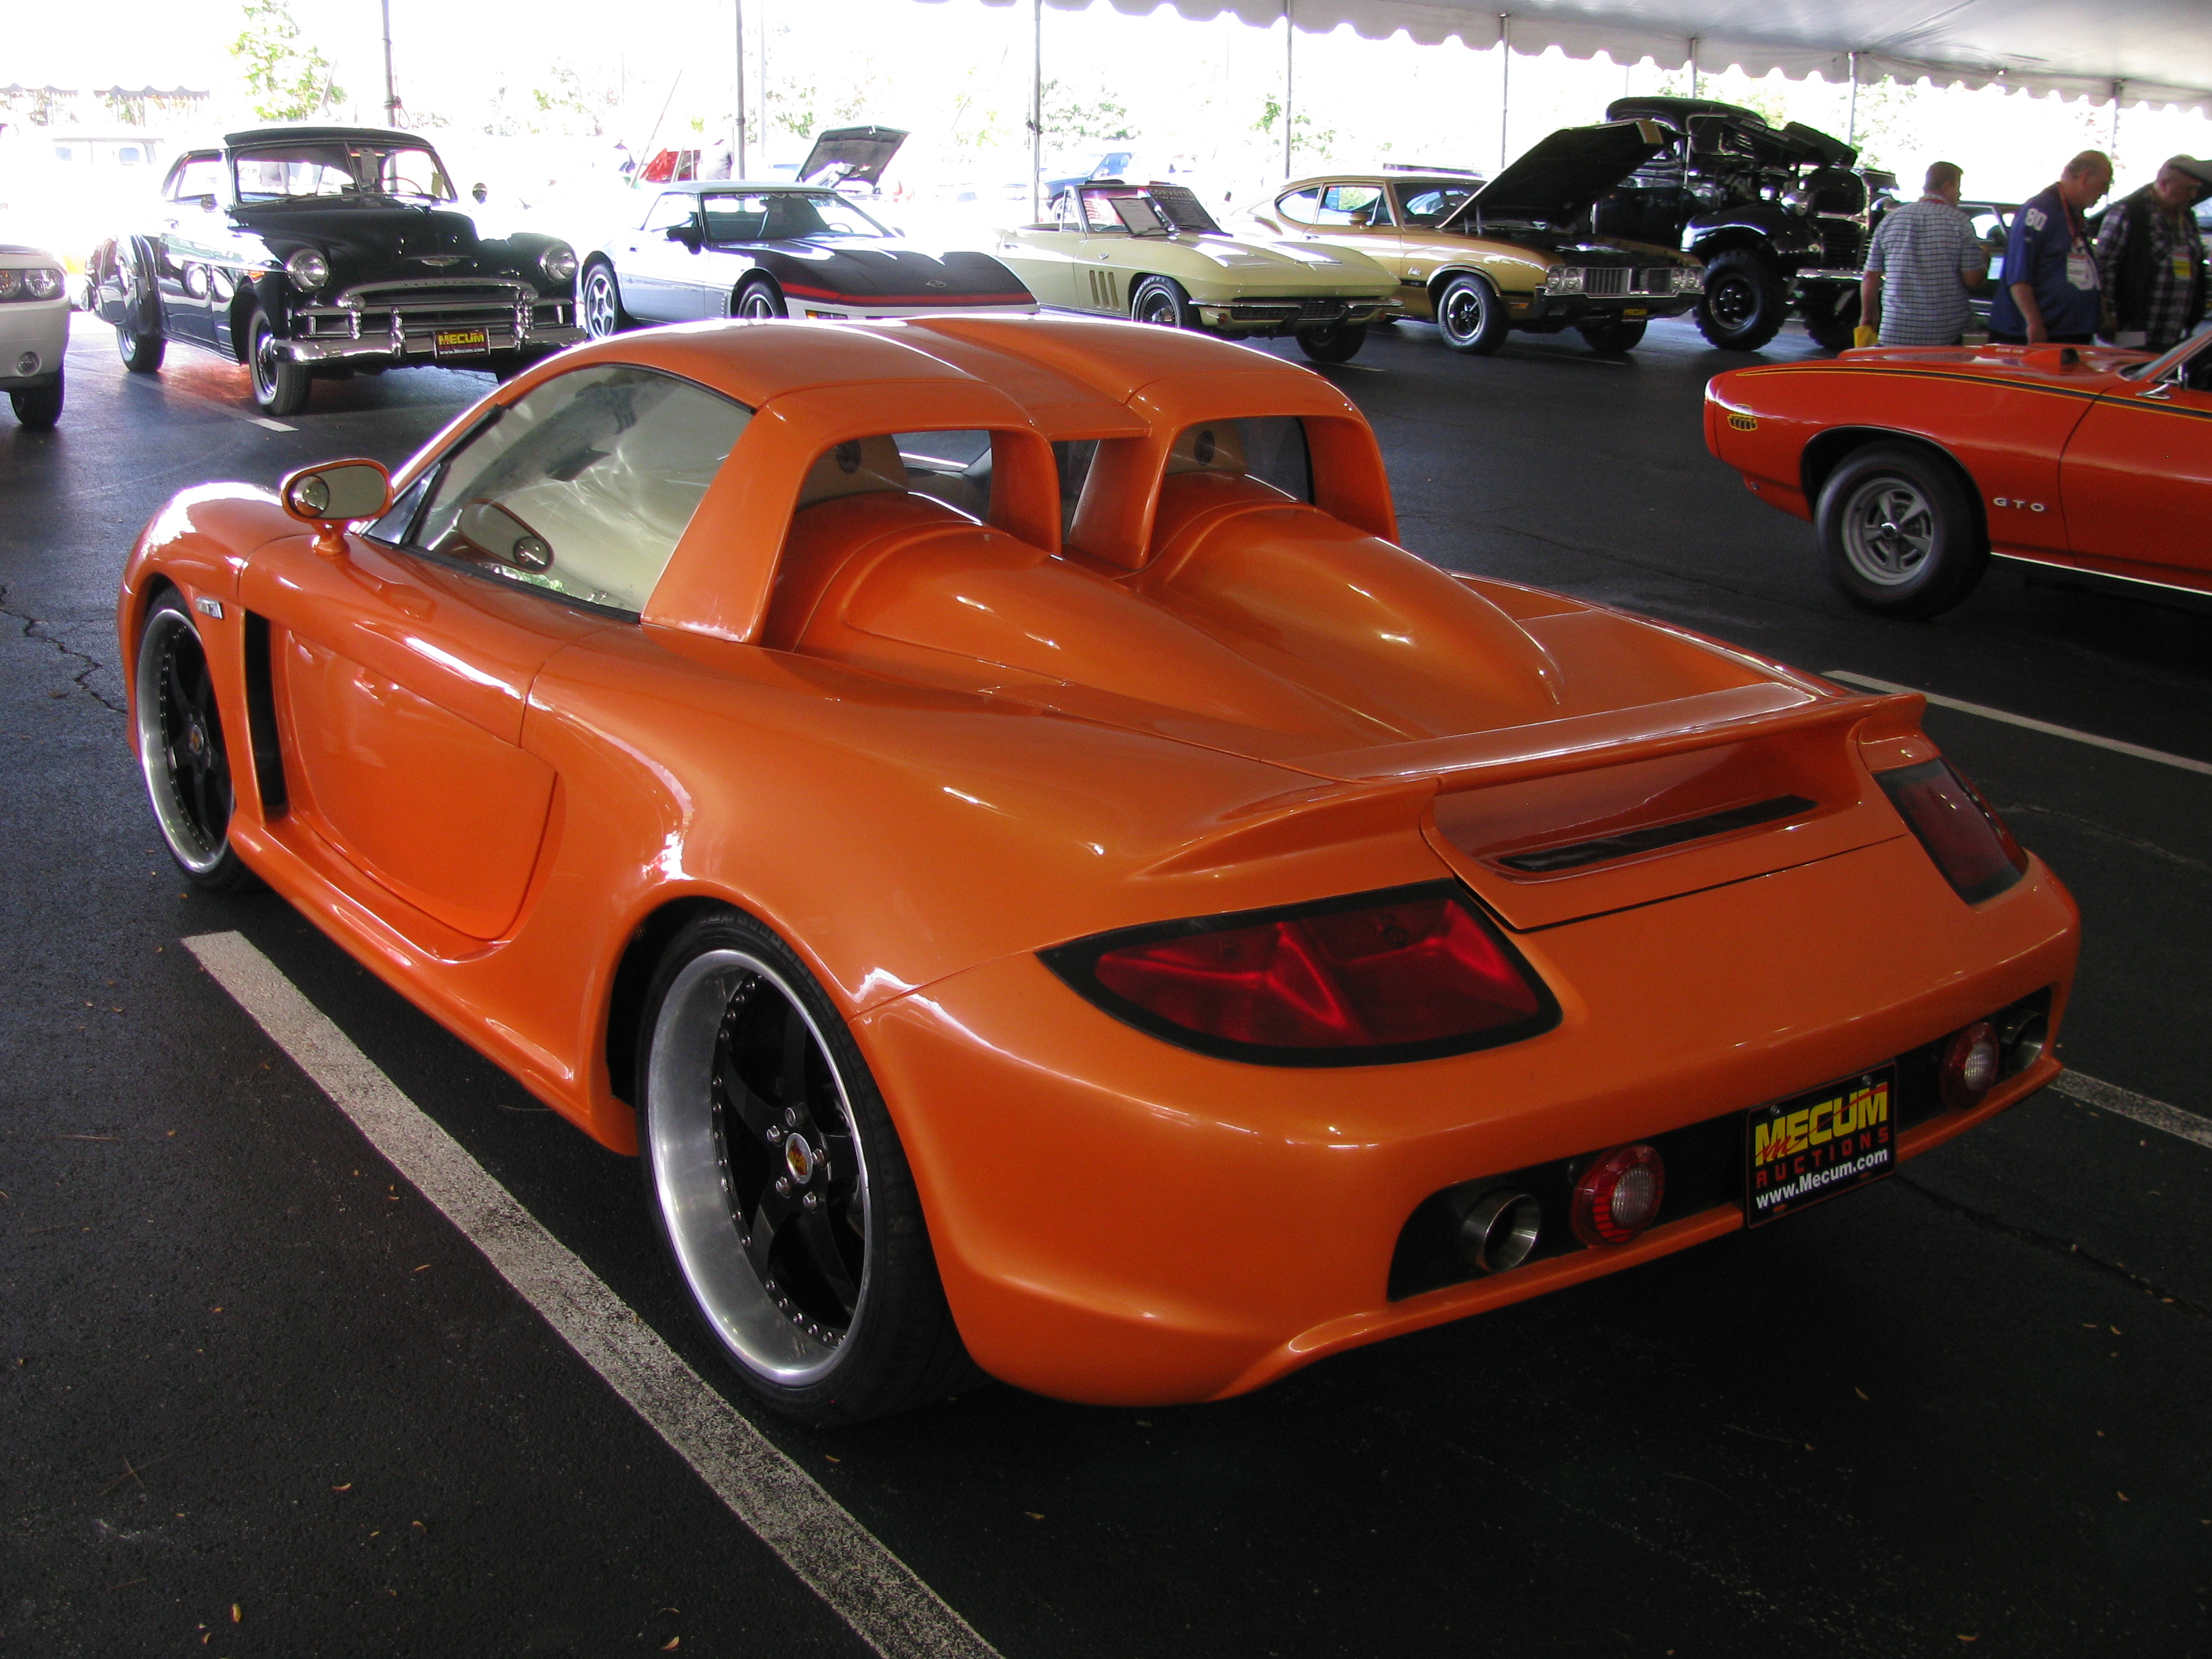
[1837, 477, 1935, 587]
[638, 911, 974, 1422]
[1814, 443, 1986, 618]
[581, 262, 626, 338]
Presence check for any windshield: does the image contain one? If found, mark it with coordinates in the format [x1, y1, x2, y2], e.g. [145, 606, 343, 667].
[232, 141, 455, 203]
[1396, 182, 1478, 228]
[700, 190, 892, 242]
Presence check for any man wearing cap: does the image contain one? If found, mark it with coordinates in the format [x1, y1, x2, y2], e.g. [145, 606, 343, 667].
[2095, 155, 2212, 352]
[1988, 150, 2113, 346]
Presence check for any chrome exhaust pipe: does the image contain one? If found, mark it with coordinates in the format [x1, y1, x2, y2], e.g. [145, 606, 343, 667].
[2001, 1009, 2049, 1074]
[1459, 1189, 1542, 1275]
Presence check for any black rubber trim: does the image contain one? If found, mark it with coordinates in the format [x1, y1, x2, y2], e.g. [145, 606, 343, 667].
[241, 611, 287, 817]
[1040, 880, 1561, 1069]
[1496, 793, 1817, 873]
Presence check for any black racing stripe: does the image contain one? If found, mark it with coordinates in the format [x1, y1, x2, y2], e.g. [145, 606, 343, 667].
[1733, 363, 2212, 421]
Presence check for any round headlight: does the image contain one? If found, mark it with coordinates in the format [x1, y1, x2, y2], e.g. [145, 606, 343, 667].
[539, 243, 578, 285]
[23, 267, 63, 301]
[285, 247, 331, 291]
[0, 270, 21, 301]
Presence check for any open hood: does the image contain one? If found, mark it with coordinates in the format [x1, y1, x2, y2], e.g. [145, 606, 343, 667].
[797, 125, 909, 187]
[1447, 119, 1666, 227]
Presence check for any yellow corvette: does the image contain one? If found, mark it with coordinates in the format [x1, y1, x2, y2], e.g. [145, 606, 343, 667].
[1244, 123, 1704, 355]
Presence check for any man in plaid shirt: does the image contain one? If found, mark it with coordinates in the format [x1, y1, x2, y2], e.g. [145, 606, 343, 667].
[2095, 155, 2212, 352]
[1859, 161, 1986, 346]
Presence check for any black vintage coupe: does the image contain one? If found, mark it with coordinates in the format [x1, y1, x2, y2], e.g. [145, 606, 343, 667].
[89, 126, 586, 416]
[580, 127, 1033, 334]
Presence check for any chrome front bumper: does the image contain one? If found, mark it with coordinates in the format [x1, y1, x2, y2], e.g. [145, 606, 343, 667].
[1197, 297, 1387, 333]
[283, 276, 583, 365]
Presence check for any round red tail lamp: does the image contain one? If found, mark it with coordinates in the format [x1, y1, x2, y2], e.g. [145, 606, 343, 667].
[1940, 1021, 2001, 1110]
[1570, 1145, 1666, 1247]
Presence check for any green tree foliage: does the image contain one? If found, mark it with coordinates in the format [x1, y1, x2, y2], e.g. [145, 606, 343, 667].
[1043, 78, 1136, 143]
[230, 0, 344, 122]
[1252, 94, 1335, 165]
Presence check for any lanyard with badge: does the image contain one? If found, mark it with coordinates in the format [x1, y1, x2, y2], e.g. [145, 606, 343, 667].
[2063, 197, 2097, 290]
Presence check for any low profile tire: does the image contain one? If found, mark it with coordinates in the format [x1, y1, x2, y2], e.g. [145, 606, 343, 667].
[1799, 283, 1861, 352]
[638, 909, 977, 1425]
[9, 371, 63, 428]
[116, 321, 165, 373]
[1696, 249, 1787, 350]
[1435, 272, 1508, 354]
[1295, 319, 1368, 363]
[135, 592, 260, 894]
[580, 260, 629, 338]
[1577, 317, 1647, 353]
[735, 276, 787, 320]
[1815, 444, 1987, 618]
[245, 307, 311, 417]
[1129, 274, 1193, 329]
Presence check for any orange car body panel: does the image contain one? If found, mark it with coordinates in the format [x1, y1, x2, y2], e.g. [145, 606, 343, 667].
[1704, 341, 2212, 593]
[121, 316, 2080, 1403]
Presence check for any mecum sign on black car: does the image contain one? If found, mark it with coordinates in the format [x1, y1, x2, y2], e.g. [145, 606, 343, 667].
[87, 126, 586, 417]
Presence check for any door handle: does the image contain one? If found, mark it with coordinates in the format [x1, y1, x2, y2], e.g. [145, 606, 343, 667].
[2142, 382, 2173, 401]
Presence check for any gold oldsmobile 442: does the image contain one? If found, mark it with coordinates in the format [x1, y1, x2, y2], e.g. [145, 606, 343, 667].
[994, 180, 1395, 363]
[1243, 121, 1704, 355]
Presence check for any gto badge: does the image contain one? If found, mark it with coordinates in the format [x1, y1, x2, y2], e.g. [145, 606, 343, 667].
[1991, 497, 2047, 512]
[1726, 413, 1758, 431]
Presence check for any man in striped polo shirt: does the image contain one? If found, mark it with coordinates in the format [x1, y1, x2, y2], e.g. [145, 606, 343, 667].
[1858, 161, 1988, 348]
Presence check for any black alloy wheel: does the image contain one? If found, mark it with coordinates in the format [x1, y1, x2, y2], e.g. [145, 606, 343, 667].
[1814, 443, 1988, 618]
[580, 260, 629, 338]
[1695, 249, 1788, 350]
[1577, 317, 1647, 353]
[1435, 272, 1508, 354]
[245, 307, 312, 417]
[134, 592, 260, 893]
[735, 276, 787, 320]
[9, 372, 63, 429]
[1130, 275, 1193, 329]
[1295, 319, 1369, 363]
[637, 909, 977, 1423]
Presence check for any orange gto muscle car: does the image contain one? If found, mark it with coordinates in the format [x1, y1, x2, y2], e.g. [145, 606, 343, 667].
[123, 316, 2077, 1422]
[1707, 334, 2212, 617]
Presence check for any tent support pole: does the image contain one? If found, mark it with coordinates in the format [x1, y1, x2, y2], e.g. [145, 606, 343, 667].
[1689, 35, 1700, 99]
[733, 0, 747, 178]
[380, 0, 398, 123]
[1284, 0, 1294, 179]
[1847, 52, 1858, 148]
[1498, 14, 1510, 171]
[1031, 0, 1043, 220]
[2110, 80, 2123, 155]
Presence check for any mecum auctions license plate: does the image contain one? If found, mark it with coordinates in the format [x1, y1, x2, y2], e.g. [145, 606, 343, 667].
[1744, 1065, 1896, 1226]
[1622, 306, 1649, 318]
[432, 327, 490, 359]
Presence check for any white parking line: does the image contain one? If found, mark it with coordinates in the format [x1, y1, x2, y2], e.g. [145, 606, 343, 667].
[182, 931, 999, 1659]
[2049, 1070, 2212, 1151]
[1825, 671, 2212, 778]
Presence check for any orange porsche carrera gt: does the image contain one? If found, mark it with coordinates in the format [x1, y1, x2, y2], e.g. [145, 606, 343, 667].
[122, 315, 2077, 1422]
[1706, 333, 2212, 617]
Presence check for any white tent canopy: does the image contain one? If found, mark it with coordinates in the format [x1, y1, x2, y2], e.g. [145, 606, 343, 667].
[928, 0, 2212, 114]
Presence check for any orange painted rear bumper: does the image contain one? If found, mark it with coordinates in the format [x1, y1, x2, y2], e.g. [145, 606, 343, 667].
[858, 834, 2077, 1406]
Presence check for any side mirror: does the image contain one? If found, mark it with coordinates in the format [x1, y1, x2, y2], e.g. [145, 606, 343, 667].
[279, 458, 392, 554]
[455, 499, 554, 571]
[668, 222, 702, 250]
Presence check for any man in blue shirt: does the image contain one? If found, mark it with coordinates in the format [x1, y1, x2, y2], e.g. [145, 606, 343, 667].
[1989, 150, 2113, 344]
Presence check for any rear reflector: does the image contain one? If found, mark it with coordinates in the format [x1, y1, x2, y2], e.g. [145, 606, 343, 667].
[1940, 1021, 2001, 1111]
[1044, 881, 1559, 1066]
[1875, 759, 2028, 902]
[1570, 1144, 1666, 1247]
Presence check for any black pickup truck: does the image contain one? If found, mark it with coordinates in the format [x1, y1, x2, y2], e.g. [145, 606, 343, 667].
[1590, 97, 1880, 351]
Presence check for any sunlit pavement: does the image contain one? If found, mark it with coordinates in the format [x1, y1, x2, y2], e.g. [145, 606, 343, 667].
[3, 315, 2206, 1658]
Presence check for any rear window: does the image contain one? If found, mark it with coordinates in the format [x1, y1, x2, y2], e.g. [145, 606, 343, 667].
[1164, 417, 1312, 502]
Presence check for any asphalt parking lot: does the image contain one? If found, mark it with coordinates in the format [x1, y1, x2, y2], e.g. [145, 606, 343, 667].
[4, 312, 2208, 1659]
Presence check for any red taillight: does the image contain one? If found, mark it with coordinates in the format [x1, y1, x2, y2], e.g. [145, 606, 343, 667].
[1876, 759, 2028, 902]
[1941, 1021, 2001, 1110]
[1048, 883, 1559, 1065]
[1570, 1145, 1666, 1247]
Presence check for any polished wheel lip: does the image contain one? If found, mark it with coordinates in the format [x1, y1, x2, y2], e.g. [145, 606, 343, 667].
[581, 266, 621, 337]
[135, 607, 231, 877]
[647, 947, 872, 1388]
[1839, 475, 1936, 586]
[1135, 290, 1181, 326]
